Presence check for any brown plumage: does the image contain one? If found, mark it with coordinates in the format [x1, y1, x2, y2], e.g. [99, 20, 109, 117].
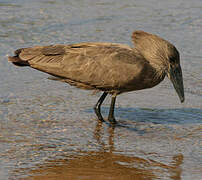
[8, 30, 185, 124]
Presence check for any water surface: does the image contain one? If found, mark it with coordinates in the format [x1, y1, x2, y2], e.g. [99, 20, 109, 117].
[0, 0, 202, 179]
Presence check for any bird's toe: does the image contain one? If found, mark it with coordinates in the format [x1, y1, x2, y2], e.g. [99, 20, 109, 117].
[108, 117, 117, 125]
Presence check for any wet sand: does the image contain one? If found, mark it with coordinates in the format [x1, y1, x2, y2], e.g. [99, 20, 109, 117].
[0, 0, 202, 179]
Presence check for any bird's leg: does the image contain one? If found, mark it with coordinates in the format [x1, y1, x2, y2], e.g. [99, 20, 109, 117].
[94, 92, 108, 122]
[108, 94, 117, 124]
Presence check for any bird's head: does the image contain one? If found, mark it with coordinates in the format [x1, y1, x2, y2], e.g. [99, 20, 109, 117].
[132, 30, 185, 103]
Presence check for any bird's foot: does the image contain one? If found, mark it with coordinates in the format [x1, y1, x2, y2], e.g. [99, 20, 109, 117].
[108, 117, 117, 125]
[98, 117, 105, 122]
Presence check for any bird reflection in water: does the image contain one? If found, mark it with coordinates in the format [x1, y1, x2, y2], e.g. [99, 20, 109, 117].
[20, 121, 183, 180]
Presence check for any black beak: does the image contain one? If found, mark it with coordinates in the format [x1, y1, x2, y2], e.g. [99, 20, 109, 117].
[168, 64, 185, 103]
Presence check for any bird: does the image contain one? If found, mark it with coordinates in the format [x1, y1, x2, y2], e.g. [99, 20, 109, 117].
[8, 30, 185, 124]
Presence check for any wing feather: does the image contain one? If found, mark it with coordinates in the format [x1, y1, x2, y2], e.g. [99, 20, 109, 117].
[11, 42, 149, 92]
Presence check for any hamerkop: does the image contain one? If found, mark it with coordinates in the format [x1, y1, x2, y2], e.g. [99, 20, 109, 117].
[8, 30, 184, 124]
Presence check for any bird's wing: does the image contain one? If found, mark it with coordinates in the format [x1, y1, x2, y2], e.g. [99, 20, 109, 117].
[13, 43, 149, 92]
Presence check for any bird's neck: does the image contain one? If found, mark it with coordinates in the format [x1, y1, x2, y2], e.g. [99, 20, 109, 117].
[133, 47, 167, 80]
[149, 61, 167, 83]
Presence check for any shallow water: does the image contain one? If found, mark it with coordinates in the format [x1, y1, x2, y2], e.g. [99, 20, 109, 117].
[0, 0, 202, 179]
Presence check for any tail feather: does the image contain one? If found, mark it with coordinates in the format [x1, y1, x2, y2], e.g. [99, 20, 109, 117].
[8, 48, 30, 66]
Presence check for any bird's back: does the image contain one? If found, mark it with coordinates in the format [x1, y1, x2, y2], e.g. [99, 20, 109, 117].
[9, 42, 162, 93]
